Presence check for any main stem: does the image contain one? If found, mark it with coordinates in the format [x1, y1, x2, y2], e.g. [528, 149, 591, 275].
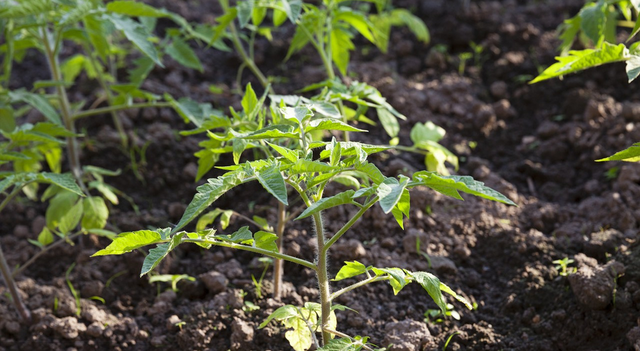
[41, 28, 87, 193]
[273, 201, 286, 299]
[313, 212, 332, 345]
[0, 187, 32, 323]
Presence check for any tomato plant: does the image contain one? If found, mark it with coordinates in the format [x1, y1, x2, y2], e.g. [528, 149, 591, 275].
[95, 90, 516, 350]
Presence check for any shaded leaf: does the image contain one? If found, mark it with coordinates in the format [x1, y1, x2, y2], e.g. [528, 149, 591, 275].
[166, 36, 203, 72]
[82, 196, 108, 230]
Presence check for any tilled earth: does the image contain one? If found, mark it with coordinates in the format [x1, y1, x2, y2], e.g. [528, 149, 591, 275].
[2, 0, 640, 350]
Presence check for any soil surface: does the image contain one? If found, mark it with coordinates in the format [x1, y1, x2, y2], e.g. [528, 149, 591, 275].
[2, 0, 640, 350]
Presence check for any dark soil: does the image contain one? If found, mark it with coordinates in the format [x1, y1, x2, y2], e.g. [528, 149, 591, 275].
[2, 0, 640, 350]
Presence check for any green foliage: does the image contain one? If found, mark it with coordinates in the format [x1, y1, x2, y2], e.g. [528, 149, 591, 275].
[533, 0, 640, 163]
[94, 84, 516, 350]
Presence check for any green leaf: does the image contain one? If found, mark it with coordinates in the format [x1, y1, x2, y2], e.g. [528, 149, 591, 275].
[141, 232, 184, 276]
[390, 189, 410, 229]
[330, 138, 341, 166]
[0, 107, 16, 133]
[9, 89, 62, 125]
[254, 231, 278, 251]
[310, 101, 341, 119]
[58, 200, 83, 235]
[411, 121, 445, 145]
[596, 142, 640, 162]
[237, 0, 254, 28]
[37, 227, 54, 246]
[334, 261, 367, 281]
[627, 56, 640, 83]
[281, 0, 302, 23]
[266, 141, 299, 163]
[579, 1, 606, 45]
[105, 14, 163, 67]
[284, 315, 314, 351]
[281, 106, 311, 124]
[259, 305, 298, 328]
[83, 15, 110, 60]
[335, 8, 375, 42]
[166, 36, 203, 72]
[355, 162, 385, 184]
[216, 226, 253, 243]
[106, 1, 169, 17]
[89, 182, 119, 205]
[61, 54, 86, 83]
[412, 172, 516, 206]
[440, 282, 472, 310]
[530, 43, 629, 84]
[236, 124, 299, 140]
[290, 160, 335, 174]
[376, 176, 409, 214]
[173, 170, 250, 233]
[232, 138, 248, 165]
[392, 9, 429, 43]
[376, 108, 399, 138]
[331, 28, 354, 76]
[241, 83, 259, 116]
[255, 163, 288, 205]
[296, 190, 355, 220]
[305, 118, 367, 133]
[219, 210, 233, 229]
[38, 173, 83, 196]
[318, 337, 365, 351]
[82, 196, 108, 230]
[92, 230, 163, 256]
[46, 192, 80, 231]
[376, 267, 408, 295]
[165, 94, 215, 128]
[410, 271, 448, 313]
[0, 151, 31, 161]
[195, 209, 223, 231]
[252, 5, 267, 26]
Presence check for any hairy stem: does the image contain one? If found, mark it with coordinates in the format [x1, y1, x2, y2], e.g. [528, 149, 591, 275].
[41, 28, 87, 193]
[324, 196, 378, 250]
[313, 212, 332, 345]
[273, 201, 286, 300]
